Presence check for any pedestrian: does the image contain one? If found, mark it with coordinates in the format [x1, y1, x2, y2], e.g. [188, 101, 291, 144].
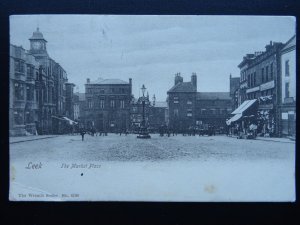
[80, 129, 86, 141]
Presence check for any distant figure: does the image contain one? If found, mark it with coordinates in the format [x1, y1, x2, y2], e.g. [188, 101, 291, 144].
[80, 129, 86, 141]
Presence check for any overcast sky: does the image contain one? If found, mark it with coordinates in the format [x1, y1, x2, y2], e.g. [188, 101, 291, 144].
[10, 15, 295, 101]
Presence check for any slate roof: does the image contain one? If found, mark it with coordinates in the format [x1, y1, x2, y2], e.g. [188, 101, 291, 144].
[167, 82, 195, 93]
[90, 78, 129, 85]
[197, 92, 231, 100]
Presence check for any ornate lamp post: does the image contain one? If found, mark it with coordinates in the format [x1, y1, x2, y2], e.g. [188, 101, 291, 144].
[137, 84, 151, 139]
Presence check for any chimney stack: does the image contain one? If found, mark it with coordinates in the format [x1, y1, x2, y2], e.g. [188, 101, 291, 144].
[87, 78, 90, 84]
[191, 72, 197, 91]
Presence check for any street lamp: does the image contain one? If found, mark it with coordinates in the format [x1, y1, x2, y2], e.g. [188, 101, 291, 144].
[137, 84, 151, 139]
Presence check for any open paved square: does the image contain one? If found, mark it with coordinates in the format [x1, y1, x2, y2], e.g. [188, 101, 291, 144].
[10, 134, 295, 201]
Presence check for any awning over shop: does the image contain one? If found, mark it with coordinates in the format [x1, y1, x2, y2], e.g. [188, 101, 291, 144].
[62, 117, 78, 125]
[231, 99, 257, 114]
[226, 113, 242, 125]
[52, 115, 65, 121]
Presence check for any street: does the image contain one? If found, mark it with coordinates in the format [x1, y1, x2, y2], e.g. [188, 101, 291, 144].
[10, 134, 295, 201]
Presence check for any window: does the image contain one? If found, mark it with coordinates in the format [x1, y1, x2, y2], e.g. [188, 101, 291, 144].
[270, 63, 274, 79]
[285, 60, 290, 76]
[265, 66, 269, 81]
[15, 60, 24, 73]
[285, 82, 290, 98]
[247, 74, 250, 87]
[187, 100, 192, 105]
[120, 100, 125, 109]
[100, 89, 105, 94]
[100, 100, 105, 109]
[110, 100, 115, 108]
[187, 109, 192, 117]
[254, 72, 256, 85]
[88, 99, 93, 109]
[261, 68, 264, 83]
[174, 109, 179, 117]
[173, 96, 179, 104]
[215, 108, 220, 115]
[14, 82, 25, 100]
[133, 107, 137, 112]
[111, 88, 115, 93]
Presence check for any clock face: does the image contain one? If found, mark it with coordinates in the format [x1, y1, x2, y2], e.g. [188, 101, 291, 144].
[32, 41, 41, 50]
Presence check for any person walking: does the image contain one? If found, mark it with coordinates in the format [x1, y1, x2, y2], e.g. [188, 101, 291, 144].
[80, 129, 86, 141]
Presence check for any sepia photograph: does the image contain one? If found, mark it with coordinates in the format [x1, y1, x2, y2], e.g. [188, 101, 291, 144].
[9, 15, 296, 201]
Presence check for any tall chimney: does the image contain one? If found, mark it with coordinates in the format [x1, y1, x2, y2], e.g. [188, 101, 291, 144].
[129, 78, 132, 95]
[191, 72, 197, 91]
[87, 78, 90, 84]
[175, 73, 183, 85]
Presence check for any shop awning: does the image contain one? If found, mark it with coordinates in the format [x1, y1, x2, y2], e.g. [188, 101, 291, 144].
[52, 115, 65, 121]
[226, 113, 242, 125]
[62, 117, 78, 125]
[231, 99, 257, 114]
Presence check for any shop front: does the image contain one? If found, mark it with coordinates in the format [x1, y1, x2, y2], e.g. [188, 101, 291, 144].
[226, 99, 258, 138]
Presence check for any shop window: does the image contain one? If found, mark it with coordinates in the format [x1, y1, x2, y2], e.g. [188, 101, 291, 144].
[187, 100, 192, 105]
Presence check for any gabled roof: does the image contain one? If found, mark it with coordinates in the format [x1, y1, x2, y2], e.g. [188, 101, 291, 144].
[167, 82, 195, 93]
[197, 92, 231, 100]
[90, 78, 129, 85]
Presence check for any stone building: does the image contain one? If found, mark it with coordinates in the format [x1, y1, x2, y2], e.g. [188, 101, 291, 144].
[28, 28, 71, 134]
[167, 73, 232, 132]
[9, 45, 39, 136]
[237, 41, 284, 136]
[84, 78, 132, 132]
[280, 35, 296, 137]
[65, 82, 76, 120]
[10, 27, 73, 135]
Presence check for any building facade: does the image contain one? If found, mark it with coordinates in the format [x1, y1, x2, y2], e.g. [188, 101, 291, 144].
[9, 45, 39, 136]
[280, 35, 296, 137]
[84, 78, 132, 132]
[237, 41, 284, 136]
[167, 73, 232, 132]
[167, 73, 197, 132]
[10, 28, 73, 136]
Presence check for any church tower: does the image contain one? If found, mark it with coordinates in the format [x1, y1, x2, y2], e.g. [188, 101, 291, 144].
[29, 27, 48, 57]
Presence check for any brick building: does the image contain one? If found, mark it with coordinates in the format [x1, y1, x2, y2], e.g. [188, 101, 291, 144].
[280, 35, 296, 137]
[84, 78, 132, 132]
[167, 73, 232, 132]
[237, 41, 284, 136]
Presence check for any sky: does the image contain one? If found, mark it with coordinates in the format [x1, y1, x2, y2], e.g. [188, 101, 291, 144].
[10, 15, 295, 101]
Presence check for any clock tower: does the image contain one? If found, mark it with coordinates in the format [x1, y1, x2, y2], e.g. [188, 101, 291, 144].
[29, 27, 48, 57]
